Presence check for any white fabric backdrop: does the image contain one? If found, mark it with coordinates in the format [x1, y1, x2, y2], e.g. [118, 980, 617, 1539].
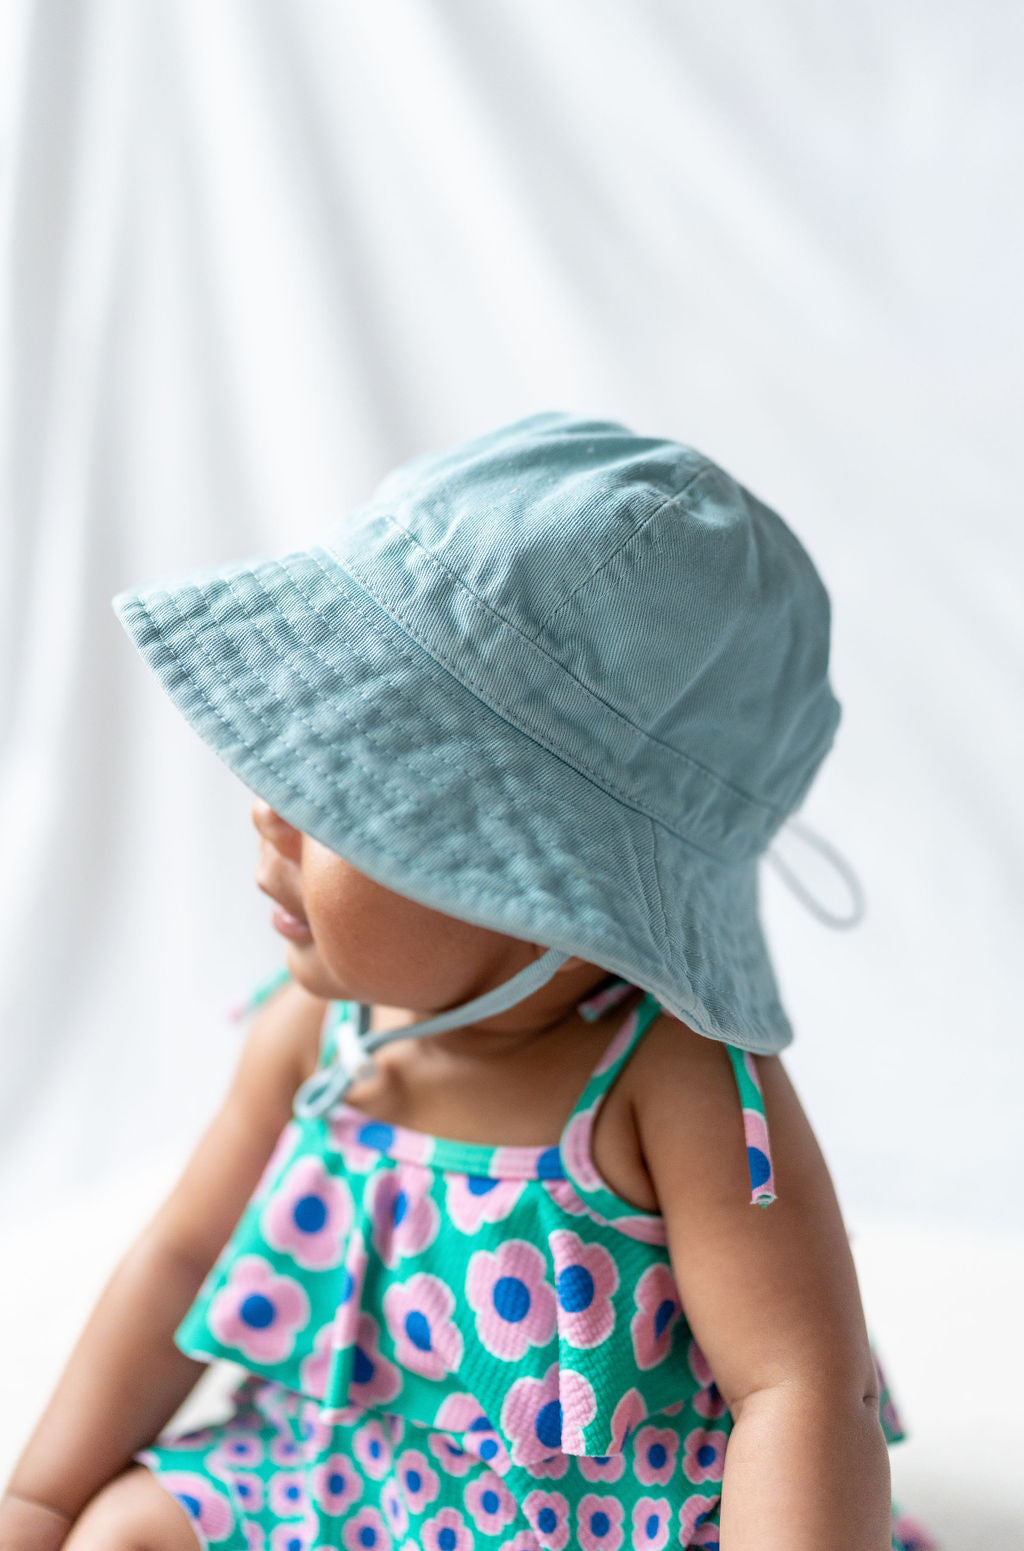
[2, 1, 1022, 1541]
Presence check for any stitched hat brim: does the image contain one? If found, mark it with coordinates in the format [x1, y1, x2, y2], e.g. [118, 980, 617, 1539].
[113, 548, 792, 1054]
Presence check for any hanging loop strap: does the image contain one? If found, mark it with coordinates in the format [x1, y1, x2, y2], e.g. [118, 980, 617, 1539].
[764, 816, 866, 930]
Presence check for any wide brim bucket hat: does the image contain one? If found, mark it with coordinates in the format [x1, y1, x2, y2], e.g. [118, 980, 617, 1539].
[112, 411, 844, 1056]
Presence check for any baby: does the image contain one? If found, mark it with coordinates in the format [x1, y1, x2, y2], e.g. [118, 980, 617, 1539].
[0, 412, 936, 1551]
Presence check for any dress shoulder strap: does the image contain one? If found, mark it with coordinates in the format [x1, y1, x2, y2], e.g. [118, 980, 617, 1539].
[559, 985, 778, 1212]
[725, 1045, 777, 1208]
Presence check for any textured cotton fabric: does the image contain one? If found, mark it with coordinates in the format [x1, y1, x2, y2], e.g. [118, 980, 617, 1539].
[135, 973, 936, 1550]
[112, 412, 845, 1055]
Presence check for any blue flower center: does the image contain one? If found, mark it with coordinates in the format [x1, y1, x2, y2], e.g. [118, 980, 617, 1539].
[239, 1292, 274, 1329]
[392, 1189, 408, 1225]
[648, 1441, 667, 1469]
[369, 1438, 381, 1457]
[338, 1267, 354, 1303]
[482, 1489, 500, 1514]
[405, 1468, 422, 1494]
[438, 1530, 457, 1551]
[748, 1145, 771, 1187]
[556, 1263, 594, 1312]
[653, 1297, 676, 1337]
[358, 1121, 394, 1151]
[492, 1274, 530, 1322]
[697, 1442, 717, 1466]
[646, 1512, 660, 1537]
[405, 1310, 432, 1351]
[359, 1528, 376, 1548]
[537, 1505, 558, 1532]
[591, 1510, 611, 1537]
[176, 1494, 201, 1518]
[328, 1471, 346, 1493]
[537, 1146, 564, 1179]
[467, 1174, 498, 1195]
[534, 1398, 562, 1449]
[478, 1438, 497, 1460]
[352, 1345, 375, 1384]
[293, 1192, 327, 1232]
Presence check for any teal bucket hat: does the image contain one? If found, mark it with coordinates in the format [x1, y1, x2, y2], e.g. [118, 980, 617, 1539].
[112, 410, 856, 1062]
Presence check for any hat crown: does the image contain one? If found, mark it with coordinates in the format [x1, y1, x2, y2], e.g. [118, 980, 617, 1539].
[334, 412, 840, 850]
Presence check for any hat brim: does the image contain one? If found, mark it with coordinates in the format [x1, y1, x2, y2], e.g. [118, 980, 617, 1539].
[113, 547, 792, 1054]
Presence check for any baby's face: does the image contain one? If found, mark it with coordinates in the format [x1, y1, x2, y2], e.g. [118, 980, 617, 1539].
[250, 797, 533, 1012]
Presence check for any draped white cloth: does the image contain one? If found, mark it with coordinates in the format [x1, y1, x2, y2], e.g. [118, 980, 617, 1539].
[2, 2, 1022, 1536]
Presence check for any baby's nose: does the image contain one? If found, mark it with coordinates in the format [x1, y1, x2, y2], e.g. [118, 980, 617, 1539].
[251, 798, 301, 856]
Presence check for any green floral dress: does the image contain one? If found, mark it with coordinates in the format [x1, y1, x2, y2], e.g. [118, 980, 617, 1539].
[136, 970, 937, 1550]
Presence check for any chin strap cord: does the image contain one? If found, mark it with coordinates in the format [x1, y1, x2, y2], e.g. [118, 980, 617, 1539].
[292, 946, 571, 1121]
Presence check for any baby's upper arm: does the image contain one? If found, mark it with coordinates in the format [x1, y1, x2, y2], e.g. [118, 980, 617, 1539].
[631, 1017, 878, 1415]
[142, 978, 330, 1272]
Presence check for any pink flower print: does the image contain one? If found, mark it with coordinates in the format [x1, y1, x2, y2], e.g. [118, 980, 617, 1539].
[422, 1507, 473, 1551]
[606, 1214, 667, 1246]
[269, 1519, 315, 1551]
[208, 1431, 264, 1468]
[326, 1110, 387, 1172]
[631, 1497, 671, 1551]
[460, 1423, 510, 1475]
[353, 1418, 393, 1480]
[243, 1524, 265, 1551]
[269, 1471, 307, 1517]
[465, 1474, 518, 1535]
[341, 1506, 392, 1551]
[682, 1427, 728, 1485]
[383, 1272, 464, 1380]
[500, 1362, 596, 1463]
[262, 1156, 353, 1270]
[607, 1387, 647, 1452]
[630, 1264, 681, 1370]
[891, 1509, 941, 1549]
[254, 1120, 301, 1199]
[310, 1452, 363, 1515]
[156, 1471, 235, 1543]
[632, 1426, 678, 1487]
[523, 1451, 570, 1480]
[492, 1144, 564, 1180]
[559, 1109, 604, 1192]
[466, 1240, 557, 1360]
[692, 1381, 728, 1422]
[549, 1229, 618, 1348]
[576, 1493, 624, 1551]
[269, 1430, 303, 1467]
[577, 1454, 625, 1483]
[367, 1165, 440, 1268]
[207, 1255, 310, 1365]
[686, 1338, 713, 1388]
[380, 1479, 409, 1539]
[225, 1472, 264, 1514]
[741, 1106, 775, 1205]
[395, 1449, 440, 1513]
[427, 1432, 476, 1478]
[344, 1312, 403, 1408]
[691, 1521, 721, 1547]
[297, 1398, 334, 1457]
[679, 1494, 720, 1544]
[523, 1489, 570, 1549]
[432, 1395, 508, 1473]
[542, 1178, 589, 1217]
[445, 1172, 525, 1234]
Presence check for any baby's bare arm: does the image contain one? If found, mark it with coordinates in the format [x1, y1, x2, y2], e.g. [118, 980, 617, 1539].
[632, 1019, 891, 1551]
[0, 977, 327, 1546]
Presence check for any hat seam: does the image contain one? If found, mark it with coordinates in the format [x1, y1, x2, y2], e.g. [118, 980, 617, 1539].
[321, 543, 786, 828]
[287, 552, 762, 859]
[533, 465, 714, 635]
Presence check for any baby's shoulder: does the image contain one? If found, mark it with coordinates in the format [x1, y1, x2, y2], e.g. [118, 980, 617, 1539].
[621, 1009, 783, 1208]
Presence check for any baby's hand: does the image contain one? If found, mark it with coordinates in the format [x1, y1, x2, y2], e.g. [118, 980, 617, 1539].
[0, 1493, 75, 1551]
